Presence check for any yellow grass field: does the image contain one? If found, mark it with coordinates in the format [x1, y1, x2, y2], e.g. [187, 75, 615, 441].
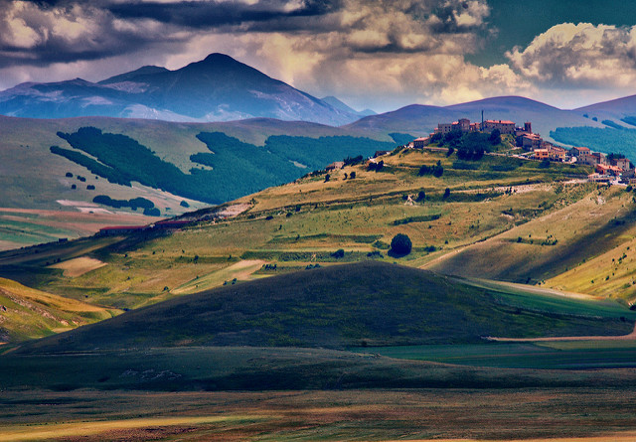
[0, 277, 112, 314]
[171, 259, 267, 294]
[1, 389, 636, 441]
[0, 415, 263, 441]
[49, 256, 107, 277]
[0, 277, 119, 342]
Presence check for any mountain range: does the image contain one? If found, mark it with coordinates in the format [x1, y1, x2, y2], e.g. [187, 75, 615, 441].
[3, 52, 636, 136]
[0, 54, 367, 126]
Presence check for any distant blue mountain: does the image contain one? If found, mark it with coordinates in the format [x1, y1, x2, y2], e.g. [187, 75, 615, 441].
[346, 96, 600, 140]
[0, 54, 363, 126]
[320, 96, 376, 117]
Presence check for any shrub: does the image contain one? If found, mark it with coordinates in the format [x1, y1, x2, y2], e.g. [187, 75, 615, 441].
[349, 171, 356, 179]
[180, 200, 190, 208]
[368, 160, 384, 172]
[331, 249, 345, 259]
[418, 164, 443, 177]
[390, 234, 412, 255]
[65, 172, 73, 178]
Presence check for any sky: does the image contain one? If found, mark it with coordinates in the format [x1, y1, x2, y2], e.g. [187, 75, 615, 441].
[2, 0, 636, 113]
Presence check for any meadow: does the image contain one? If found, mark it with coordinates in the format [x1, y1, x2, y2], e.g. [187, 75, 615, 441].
[3, 388, 636, 441]
[2, 141, 636, 440]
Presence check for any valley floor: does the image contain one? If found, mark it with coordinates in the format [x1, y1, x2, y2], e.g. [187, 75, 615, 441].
[1, 388, 636, 441]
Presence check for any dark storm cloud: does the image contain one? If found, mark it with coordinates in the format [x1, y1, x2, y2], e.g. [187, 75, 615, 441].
[0, 0, 347, 69]
[0, 0, 492, 71]
[0, 0, 501, 108]
[107, 0, 343, 29]
[0, 1, 181, 68]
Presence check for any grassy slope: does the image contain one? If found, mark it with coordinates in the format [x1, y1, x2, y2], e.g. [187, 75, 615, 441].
[0, 116, 210, 210]
[1, 262, 635, 396]
[13, 262, 634, 355]
[0, 115, 384, 248]
[0, 146, 599, 309]
[0, 277, 119, 343]
[0, 116, 210, 248]
[427, 185, 636, 289]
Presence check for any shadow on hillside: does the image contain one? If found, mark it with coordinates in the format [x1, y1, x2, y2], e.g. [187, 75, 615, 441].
[387, 249, 410, 259]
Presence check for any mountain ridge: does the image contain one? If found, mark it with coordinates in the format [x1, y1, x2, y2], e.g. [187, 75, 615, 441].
[0, 53, 362, 126]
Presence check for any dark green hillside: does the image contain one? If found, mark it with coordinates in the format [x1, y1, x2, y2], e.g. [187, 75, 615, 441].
[53, 127, 395, 204]
[551, 126, 636, 161]
[16, 262, 633, 355]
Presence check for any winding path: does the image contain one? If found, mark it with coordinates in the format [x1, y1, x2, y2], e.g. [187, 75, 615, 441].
[485, 323, 636, 342]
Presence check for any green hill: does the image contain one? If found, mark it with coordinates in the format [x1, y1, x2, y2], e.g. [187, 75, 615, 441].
[15, 262, 633, 355]
[0, 277, 119, 343]
[0, 114, 398, 248]
[0, 144, 600, 310]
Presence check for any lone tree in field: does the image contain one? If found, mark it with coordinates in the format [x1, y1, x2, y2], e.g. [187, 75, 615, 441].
[390, 233, 412, 256]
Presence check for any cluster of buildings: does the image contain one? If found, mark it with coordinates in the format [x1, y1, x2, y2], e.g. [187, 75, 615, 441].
[413, 117, 532, 149]
[411, 115, 635, 184]
[427, 117, 548, 153]
[433, 118, 527, 136]
[568, 147, 633, 182]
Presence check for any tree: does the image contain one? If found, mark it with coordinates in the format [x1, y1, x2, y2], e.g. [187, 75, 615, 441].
[332, 249, 345, 258]
[608, 152, 626, 161]
[390, 233, 412, 255]
[349, 171, 356, 179]
[416, 190, 426, 202]
[444, 130, 463, 144]
[144, 207, 160, 217]
[443, 188, 451, 199]
[489, 129, 501, 145]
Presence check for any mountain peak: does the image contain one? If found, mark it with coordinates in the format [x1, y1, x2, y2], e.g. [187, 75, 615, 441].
[203, 53, 236, 63]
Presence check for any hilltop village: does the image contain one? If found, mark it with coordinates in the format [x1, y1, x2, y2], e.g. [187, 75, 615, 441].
[409, 117, 634, 185]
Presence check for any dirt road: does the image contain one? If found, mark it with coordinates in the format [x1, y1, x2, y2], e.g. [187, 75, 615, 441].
[486, 322, 636, 342]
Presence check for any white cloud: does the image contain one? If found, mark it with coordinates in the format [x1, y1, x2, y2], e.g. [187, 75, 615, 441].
[508, 22, 636, 89]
